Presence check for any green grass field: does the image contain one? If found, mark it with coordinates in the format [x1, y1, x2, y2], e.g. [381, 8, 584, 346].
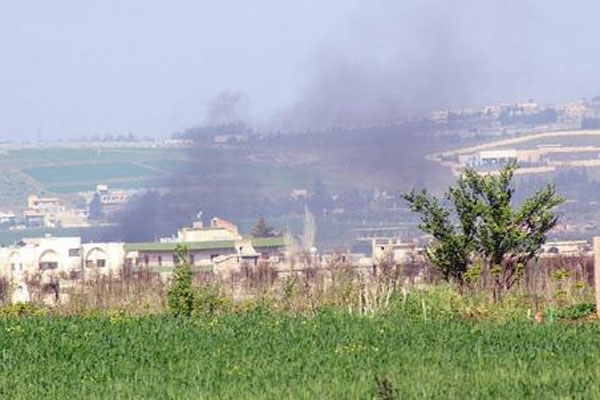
[24, 162, 158, 184]
[1, 312, 599, 399]
[0, 145, 333, 204]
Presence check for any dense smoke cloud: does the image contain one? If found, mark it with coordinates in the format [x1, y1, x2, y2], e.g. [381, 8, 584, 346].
[274, 1, 535, 131]
[109, 0, 594, 241]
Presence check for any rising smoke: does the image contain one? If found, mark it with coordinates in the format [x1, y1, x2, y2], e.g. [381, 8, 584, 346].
[205, 90, 249, 126]
[112, 1, 542, 241]
[274, 0, 535, 131]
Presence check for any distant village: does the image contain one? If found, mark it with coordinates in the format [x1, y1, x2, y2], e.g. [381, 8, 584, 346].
[0, 184, 129, 230]
[0, 210, 591, 304]
[1, 96, 600, 303]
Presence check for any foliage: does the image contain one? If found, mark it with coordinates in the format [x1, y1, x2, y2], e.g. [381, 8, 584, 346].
[556, 302, 596, 320]
[404, 163, 564, 296]
[167, 245, 194, 317]
[0, 302, 47, 317]
[192, 285, 233, 316]
[251, 216, 275, 237]
[403, 187, 475, 284]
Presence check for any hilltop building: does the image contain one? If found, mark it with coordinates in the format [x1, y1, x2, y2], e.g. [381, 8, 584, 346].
[27, 194, 64, 214]
[0, 212, 17, 229]
[95, 184, 129, 214]
[471, 149, 517, 167]
[22, 194, 88, 228]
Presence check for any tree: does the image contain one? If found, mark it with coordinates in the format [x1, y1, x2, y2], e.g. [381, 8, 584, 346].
[404, 163, 564, 296]
[251, 216, 275, 237]
[403, 186, 476, 285]
[167, 245, 194, 317]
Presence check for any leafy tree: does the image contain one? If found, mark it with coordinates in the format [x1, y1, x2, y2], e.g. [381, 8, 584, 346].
[403, 185, 476, 285]
[167, 245, 194, 317]
[404, 163, 564, 296]
[251, 216, 275, 237]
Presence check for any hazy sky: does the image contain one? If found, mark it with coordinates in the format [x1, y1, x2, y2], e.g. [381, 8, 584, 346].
[1, 1, 599, 140]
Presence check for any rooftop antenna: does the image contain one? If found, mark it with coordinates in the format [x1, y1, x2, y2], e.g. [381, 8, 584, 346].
[193, 210, 204, 228]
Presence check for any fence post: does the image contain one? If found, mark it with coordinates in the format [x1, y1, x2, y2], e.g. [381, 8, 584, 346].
[594, 237, 600, 317]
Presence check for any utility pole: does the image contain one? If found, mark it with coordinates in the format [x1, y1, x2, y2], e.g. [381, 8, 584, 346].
[594, 237, 600, 317]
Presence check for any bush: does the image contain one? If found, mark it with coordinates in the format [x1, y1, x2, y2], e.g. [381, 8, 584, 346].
[390, 284, 465, 320]
[192, 286, 233, 316]
[556, 302, 596, 320]
[0, 303, 47, 317]
[167, 245, 194, 317]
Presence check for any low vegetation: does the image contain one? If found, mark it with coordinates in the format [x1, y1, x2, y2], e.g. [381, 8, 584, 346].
[0, 253, 597, 399]
[1, 301, 600, 399]
[0, 164, 596, 398]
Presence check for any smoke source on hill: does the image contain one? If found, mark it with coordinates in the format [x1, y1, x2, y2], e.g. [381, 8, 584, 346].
[273, 1, 536, 131]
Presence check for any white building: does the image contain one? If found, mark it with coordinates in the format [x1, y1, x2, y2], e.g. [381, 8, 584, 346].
[469, 149, 517, 167]
[0, 236, 123, 303]
[96, 184, 129, 214]
[371, 238, 424, 264]
[541, 240, 590, 257]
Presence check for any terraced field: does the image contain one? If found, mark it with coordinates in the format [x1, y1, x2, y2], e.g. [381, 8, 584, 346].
[0, 144, 331, 210]
[24, 162, 158, 184]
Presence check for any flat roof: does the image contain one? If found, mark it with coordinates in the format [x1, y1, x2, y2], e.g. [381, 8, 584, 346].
[124, 236, 285, 252]
[124, 240, 236, 252]
[252, 237, 285, 248]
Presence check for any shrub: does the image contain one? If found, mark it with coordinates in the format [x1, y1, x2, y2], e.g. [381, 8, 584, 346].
[192, 286, 233, 316]
[556, 302, 596, 320]
[167, 245, 194, 317]
[0, 302, 47, 317]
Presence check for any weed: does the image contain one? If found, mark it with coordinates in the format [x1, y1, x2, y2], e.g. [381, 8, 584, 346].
[375, 376, 397, 400]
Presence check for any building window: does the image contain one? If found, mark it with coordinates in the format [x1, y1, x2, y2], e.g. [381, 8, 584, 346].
[157, 256, 162, 266]
[144, 255, 149, 266]
[189, 254, 195, 265]
[69, 248, 80, 257]
[39, 262, 58, 270]
[97, 259, 106, 268]
[173, 254, 179, 265]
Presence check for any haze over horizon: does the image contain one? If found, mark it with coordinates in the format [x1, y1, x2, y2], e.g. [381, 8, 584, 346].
[1, 0, 600, 141]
